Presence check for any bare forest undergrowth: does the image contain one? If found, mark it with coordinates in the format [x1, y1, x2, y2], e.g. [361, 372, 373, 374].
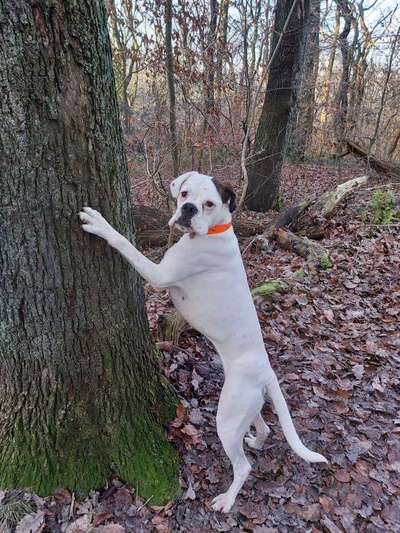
[1, 165, 400, 533]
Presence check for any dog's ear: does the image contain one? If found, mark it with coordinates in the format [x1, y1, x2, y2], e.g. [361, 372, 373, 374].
[213, 180, 236, 213]
[169, 172, 192, 199]
[222, 184, 236, 213]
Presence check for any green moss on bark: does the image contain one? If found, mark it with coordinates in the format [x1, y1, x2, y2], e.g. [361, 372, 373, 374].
[0, 402, 178, 503]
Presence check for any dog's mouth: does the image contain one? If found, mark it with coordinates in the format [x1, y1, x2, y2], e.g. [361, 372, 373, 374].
[169, 209, 208, 237]
[174, 216, 195, 234]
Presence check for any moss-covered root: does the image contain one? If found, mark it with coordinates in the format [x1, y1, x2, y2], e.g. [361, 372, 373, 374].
[252, 279, 287, 298]
[112, 422, 179, 503]
[0, 413, 179, 504]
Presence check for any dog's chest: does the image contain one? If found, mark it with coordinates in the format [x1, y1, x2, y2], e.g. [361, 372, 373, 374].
[168, 265, 260, 349]
[169, 272, 231, 341]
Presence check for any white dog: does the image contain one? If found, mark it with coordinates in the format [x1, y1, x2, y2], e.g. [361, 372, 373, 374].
[80, 171, 327, 513]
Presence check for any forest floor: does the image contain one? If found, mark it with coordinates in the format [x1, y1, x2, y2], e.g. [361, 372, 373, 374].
[2, 163, 400, 533]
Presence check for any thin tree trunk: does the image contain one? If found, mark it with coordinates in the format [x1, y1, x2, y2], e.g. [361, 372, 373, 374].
[333, 0, 353, 154]
[289, 0, 320, 159]
[216, 0, 230, 99]
[0, 0, 178, 499]
[108, 0, 135, 131]
[198, 0, 218, 170]
[319, 6, 340, 153]
[165, 0, 179, 177]
[206, 0, 218, 129]
[369, 25, 400, 154]
[245, 0, 310, 212]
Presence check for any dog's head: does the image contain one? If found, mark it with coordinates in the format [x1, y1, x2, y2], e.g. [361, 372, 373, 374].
[169, 171, 236, 236]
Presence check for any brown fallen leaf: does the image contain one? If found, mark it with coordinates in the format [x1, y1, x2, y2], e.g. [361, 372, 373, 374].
[239, 502, 268, 524]
[181, 423, 199, 437]
[381, 498, 400, 525]
[94, 525, 126, 533]
[298, 503, 321, 522]
[333, 469, 351, 483]
[319, 495, 335, 513]
[113, 487, 133, 507]
[285, 503, 320, 522]
[321, 516, 344, 533]
[65, 515, 92, 533]
[170, 404, 186, 428]
[92, 511, 113, 528]
[323, 308, 335, 323]
[53, 488, 72, 505]
[156, 341, 174, 353]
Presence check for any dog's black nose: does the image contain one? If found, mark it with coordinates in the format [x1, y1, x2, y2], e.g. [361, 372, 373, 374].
[181, 203, 198, 216]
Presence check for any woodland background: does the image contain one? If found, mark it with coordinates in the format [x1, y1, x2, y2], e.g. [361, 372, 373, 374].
[107, 0, 400, 209]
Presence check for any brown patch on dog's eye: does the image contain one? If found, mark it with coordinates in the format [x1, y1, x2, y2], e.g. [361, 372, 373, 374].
[181, 191, 188, 198]
[205, 201, 214, 208]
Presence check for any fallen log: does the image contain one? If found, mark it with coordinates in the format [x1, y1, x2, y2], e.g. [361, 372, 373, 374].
[132, 204, 266, 247]
[266, 175, 368, 239]
[271, 228, 332, 268]
[345, 140, 400, 179]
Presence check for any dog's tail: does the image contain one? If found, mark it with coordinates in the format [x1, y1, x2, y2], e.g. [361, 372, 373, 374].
[265, 372, 328, 463]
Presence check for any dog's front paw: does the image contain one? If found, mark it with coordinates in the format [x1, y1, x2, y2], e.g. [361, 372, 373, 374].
[211, 492, 236, 513]
[79, 207, 116, 243]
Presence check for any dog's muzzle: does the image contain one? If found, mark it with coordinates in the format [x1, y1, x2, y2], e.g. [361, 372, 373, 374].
[176, 202, 198, 228]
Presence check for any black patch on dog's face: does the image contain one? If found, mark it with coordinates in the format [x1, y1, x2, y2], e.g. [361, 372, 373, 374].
[212, 179, 236, 213]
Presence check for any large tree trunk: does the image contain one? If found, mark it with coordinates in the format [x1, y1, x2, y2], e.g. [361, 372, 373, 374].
[245, 0, 310, 212]
[0, 0, 178, 500]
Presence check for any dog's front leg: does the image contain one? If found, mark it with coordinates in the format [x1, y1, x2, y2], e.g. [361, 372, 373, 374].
[80, 207, 172, 289]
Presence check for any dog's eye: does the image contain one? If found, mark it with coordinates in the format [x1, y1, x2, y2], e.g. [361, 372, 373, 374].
[205, 201, 214, 208]
[181, 191, 188, 198]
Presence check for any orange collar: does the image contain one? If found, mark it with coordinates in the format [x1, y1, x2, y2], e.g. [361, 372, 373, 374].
[207, 223, 232, 235]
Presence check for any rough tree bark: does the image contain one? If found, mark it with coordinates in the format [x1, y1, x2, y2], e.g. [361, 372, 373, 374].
[198, 0, 218, 170]
[164, 0, 179, 177]
[388, 128, 400, 160]
[108, 0, 137, 131]
[348, 4, 371, 132]
[245, 0, 310, 212]
[319, 6, 340, 153]
[0, 0, 178, 500]
[333, 0, 353, 154]
[216, 0, 230, 99]
[289, 0, 320, 159]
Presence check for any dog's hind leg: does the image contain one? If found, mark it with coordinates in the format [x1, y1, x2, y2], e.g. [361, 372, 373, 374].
[211, 379, 264, 513]
[245, 412, 270, 450]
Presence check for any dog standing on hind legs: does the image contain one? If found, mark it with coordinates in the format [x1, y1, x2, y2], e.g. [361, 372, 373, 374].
[80, 171, 328, 513]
